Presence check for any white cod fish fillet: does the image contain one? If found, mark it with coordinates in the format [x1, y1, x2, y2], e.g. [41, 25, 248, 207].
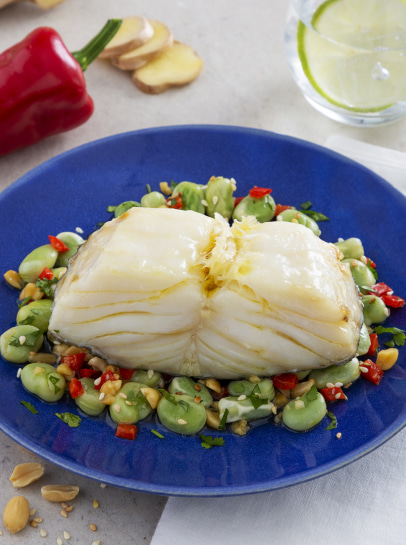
[49, 207, 363, 379]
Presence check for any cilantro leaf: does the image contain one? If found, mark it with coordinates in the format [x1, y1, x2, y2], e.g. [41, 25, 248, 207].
[21, 400, 38, 415]
[55, 412, 81, 428]
[35, 276, 58, 297]
[326, 411, 338, 430]
[107, 205, 117, 213]
[299, 201, 329, 221]
[9, 330, 42, 348]
[158, 389, 177, 404]
[374, 326, 405, 347]
[218, 408, 229, 430]
[18, 314, 37, 326]
[199, 434, 225, 449]
[178, 400, 189, 412]
[48, 375, 62, 394]
[249, 394, 269, 410]
[305, 385, 319, 402]
[17, 297, 31, 309]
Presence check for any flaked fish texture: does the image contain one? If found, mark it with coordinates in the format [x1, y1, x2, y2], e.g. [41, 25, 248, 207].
[49, 207, 363, 379]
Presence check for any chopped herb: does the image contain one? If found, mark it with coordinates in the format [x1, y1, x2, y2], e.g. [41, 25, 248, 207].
[249, 394, 269, 410]
[21, 400, 38, 415]
[366, 261, 378, 281]
[18, 310, 39, 326]
[55, 412, 81, 428]
[107, 205, 117, 213]
[9, 330, 42, 347]
[49, 374, 61, 394]
[158, 389, 177, 404]
[199, 434, 225, 449]
[218, 408, 229, 430]
[305, 384, 319, 401]
[35, 276, 58, 297]
[326, 411, 338, 430]
[151, 429, 164, 439]
[178, 400, 189, 412]
[374, 326, 405, 347]
[299, 201, 329, 221]
[146, 184, 151, 193]
[17, 297, 31, 309]
[170, 180, 178, 190]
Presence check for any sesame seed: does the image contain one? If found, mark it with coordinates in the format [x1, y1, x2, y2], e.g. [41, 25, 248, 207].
[294, 400, 305, 410]
[89, 523, 97, 532]
[40, 529, 47, 537]
[100, 483, 107, 488]
[65, 506, 74, 513]
[60, 509, 68, 518]
[98, 392, 105, 400]
[75, 227, 84, 234]
[57, 538, 63, 545]
[92, 541, 101, 545]
[34, 517, 43, 523]
[30, 520, 38, 528]
[119, 392, 127, 399]
[177, 418, 187, 425]
[194, 384, 201, 391]
[335, 382, 343, 387]
[29, 508, 37, 516]
[93, 499, 99, 509]
[194, 396, 201, 403]
[17, 367, 22, 378]
[237, 394, 247, 401]
[125, 400, 133, 406]
[63, 531, 71, 540]
[336, 432, 342, 439]
[94, 377, 101, 386]
[201, 199, 208, 207]
[147, 369, 154, 379]
[272, 406, 278, 415]
[212, 195, 218, 205]
[61, 503, 68, 509]
[114, 404, 121, 413]
[19, 335, 26, 345]
[335, 393, 342, 400]
[360, 366, 368, 373]
[326, 382, 334, 388]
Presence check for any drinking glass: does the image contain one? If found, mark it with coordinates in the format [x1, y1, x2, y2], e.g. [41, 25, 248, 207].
[285, 0, 406, 126]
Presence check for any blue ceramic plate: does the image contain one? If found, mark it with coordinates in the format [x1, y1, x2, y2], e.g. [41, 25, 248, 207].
[0, 125, 405, 497]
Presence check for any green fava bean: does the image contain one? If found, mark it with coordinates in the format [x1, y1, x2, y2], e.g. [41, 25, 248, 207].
[296, 370, 311, 381]
[282, 388, 327, 432]
[0, 325, 43, 364]
[75, 378, 106, 416]
[171, 181, 206, 214]
[232, 194, 276, 223]
[114, 201, 141, 218]
[17, 299, 53, 333]
[21, 363, 66, 402]
[228, 379, 275, 401]
[218, 395, 275, 423]
[109, 382, 152, 424]
[55, 232, 85, 267]
[357, 323, 371, 356]
[18, 244, 58, 283]
[141, 191, 167, 208]
[157, 394, 206, 435]
[276, 209, 321, 236]
[362, 295, 390, 326]
[132, 369, 162, 388]
[342, 258, 376, 288]
[334, 238, 364, 260]
[169, 377, 213, 408]
[206, 176, 236, 220]
[309, 357, 360, 389]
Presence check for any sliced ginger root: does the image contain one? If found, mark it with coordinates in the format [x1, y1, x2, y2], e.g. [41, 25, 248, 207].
[132, 41, 203, 94]
[99, 15, 154, 58]
[112, 19, 174, 70]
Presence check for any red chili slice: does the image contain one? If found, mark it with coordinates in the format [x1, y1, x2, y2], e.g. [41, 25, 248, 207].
[366, 333, 379, 357]
[370, 282, 392, 296]
[166, 194, 183, 209]
[360, 359, 384, 385]
[119, 368, 134, 380]
[274, 204, 292, 216]
[69, 377, 84, 399]
[48, 235, 69, 252]
[365, 257, 376, 269]
[38, 267, 54, 280]
[272, 373, 299, 390]
[94, 369, 117, 390]
[115, 423, 138, 440]
[381, 294, 405, 308]
[78, 368, 99, 379]
[61, 352, 87, 371]
[321, 386, 347, 402]
[248, 187, 272, 199]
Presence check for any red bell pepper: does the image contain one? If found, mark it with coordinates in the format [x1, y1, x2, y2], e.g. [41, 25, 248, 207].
[366, 332, 379, 357]
[119, 368, 134, 380]
[69, 377, 84, 399]
[274, 204, 292, 216]
[0, 19, 121, 156]
[115, 423, 138, 440]
[321, 386, 347, 402]
[360, 359, 384, 385]
[61, 352, 87, 371]
[49, 235, 69, 253]
[272, 373, 298, 390]
[38, 267, 54, 281]
[381, 294, 405, 308]
[94, 369, 117, 390]
[249, 187, 272, 199]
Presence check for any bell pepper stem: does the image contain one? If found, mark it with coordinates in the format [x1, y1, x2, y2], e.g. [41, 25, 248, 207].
[71, 19, 122, 72]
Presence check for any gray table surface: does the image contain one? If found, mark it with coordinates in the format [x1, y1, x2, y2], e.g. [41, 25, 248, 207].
[1, 1, 406, 543]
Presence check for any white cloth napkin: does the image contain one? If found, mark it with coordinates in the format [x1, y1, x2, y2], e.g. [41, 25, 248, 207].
[150, 137, 406, 545]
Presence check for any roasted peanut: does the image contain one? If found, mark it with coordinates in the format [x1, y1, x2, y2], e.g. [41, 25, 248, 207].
[10, 462, 45, 488]
[41, 485, 79, 502]
[3, 496, 30, 534]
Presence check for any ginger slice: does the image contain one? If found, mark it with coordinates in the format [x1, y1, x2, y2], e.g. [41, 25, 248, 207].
[113, 19, 174, 71]
[132, 41, 203, 94]
[99, 15, 154, 58]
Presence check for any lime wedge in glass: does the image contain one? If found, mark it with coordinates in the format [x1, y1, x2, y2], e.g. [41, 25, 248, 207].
[298, 0, 406, 111]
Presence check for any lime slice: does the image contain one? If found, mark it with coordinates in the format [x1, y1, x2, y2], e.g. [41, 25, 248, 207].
[298, 0, 406, 111]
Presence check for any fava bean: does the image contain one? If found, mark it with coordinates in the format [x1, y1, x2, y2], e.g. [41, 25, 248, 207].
[141, 191, 167, 208]
[227, 379, 275, 401]
[157, 394, 206, 435]
[218, 395, 274, 423]
[362, 294, 390, 326]
[171, 181, 206, 214]
[109, 382, 152, 424]
[169, 377, 213, 408]
[309, 357, 360, 389]
[206, 176, 236, 220]
[16, 299, 53, 333]
[334, 238, 364, 260]
[342, 258, 376, 288]
[357, 323, 371, 356]
[282, 389, 327, 432]
[0, 325, 43, 364]
[21, 363, 66, 402]
[55, 232, 85, 268]
[276, 209, 321, 236]
[75, 378, 106, 416]
[132, 369, 162, 388]
[18, 245, 58, 283]
[232, 194, 276, 223]
[113, 201, 141, 218]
